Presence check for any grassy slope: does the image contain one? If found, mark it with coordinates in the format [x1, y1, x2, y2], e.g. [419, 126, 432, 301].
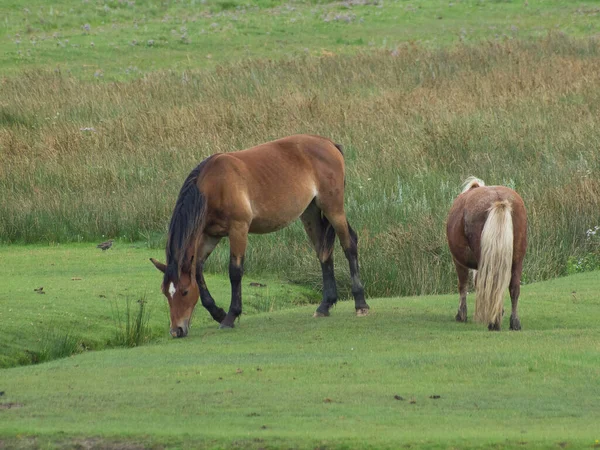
[0, 244, 318, 368]
[1, 0, 599, 80]
[1, 268, 599, 449]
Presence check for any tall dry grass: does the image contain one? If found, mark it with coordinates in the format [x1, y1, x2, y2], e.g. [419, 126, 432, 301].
[1, 34, 599, 297]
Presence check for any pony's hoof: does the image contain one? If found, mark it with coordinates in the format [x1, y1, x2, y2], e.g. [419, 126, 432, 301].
[455, 313, 467, 323]
[356, 308, 369, 317]
[313, 311, 329, 318]
[219, 322, 235, 329]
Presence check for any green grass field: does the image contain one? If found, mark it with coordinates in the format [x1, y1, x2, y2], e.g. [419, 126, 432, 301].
[0, 248, 599, 449]
[3, 0, 600, 448]
[2, 0, 599, 80]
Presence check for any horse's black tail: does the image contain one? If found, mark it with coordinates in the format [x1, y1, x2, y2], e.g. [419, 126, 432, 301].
[319, 217, 337, 263]
[347, 221, 358, 250]
[165, 156, 213, 285]
[334, 142, 347, 187]
[317, 140, 345, 261]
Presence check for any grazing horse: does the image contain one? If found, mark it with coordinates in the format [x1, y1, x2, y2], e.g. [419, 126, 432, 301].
[150, 134, 370, 337]
[446, 177, 527, 331]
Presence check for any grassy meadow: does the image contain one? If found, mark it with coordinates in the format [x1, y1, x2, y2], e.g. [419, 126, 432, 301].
[2, 1, 600, 448]
[1, 270, 599, 449]
[2, 0, 599, 80]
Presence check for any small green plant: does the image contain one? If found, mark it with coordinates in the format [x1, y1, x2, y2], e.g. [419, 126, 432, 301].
[112, 296, 152, 348]
[36, 329, 82, 364]
[253, 289, 277, 314]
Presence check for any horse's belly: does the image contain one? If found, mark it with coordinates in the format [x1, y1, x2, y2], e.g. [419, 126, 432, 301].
[248, 217, 295, 234]
[249, 200, 310, 234]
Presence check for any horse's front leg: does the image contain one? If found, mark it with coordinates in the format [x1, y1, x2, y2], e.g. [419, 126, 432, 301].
[220, 222, 248, 329]
[198, 269, 226, 323]
[196, 235, 226, 323]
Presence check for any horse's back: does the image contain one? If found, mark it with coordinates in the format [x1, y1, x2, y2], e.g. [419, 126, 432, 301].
[199, 134, 346, 235]
[236, 134, 344, 167]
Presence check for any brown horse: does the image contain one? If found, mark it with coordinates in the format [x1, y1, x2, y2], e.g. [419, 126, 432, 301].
[446, 177, 527, 331]
[150, 134, 370, 337]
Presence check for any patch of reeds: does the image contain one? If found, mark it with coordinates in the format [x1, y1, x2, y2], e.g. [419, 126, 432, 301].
[112, 297, 153, 348]
[34, 329, 82, 364]
[1, 34, 599, 296]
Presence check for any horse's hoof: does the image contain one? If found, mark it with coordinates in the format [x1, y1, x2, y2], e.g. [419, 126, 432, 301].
[313, 311, 329, 318]
[455, 313, 467, 323]
[356, 308, 369, 317]
[219, 323, 234, 329]
[215, 309, 227, 323]
[510, 317, 521, 331]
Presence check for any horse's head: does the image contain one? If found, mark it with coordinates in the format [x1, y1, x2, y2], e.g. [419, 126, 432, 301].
[150, 258, 200, 338]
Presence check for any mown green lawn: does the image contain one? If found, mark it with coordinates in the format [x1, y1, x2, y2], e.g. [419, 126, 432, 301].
[2, 0, 599, 79]
[1, 245, 599, 449]
[0, 244, 318, 368]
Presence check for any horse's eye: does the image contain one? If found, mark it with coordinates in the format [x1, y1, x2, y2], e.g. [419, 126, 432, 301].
[182, 290, 189, 297]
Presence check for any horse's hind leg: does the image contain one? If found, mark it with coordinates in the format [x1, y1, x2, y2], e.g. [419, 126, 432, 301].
[509, 261, 523, 331]
[196, 234, 226, 323]
[453, 259, 469, 322]
[326, 213, 370, 316]
[220, 222, 248, 329]
[300, 202, 338, 317]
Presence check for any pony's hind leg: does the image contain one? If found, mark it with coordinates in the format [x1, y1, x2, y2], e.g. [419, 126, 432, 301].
[327, 213, 369, 316]
[509, 262, 523, 331]
[300, 202, 338, 317]
[196, 234, 226, 323]
[220, 222, 248, 329]
[454, 259, 469, 322]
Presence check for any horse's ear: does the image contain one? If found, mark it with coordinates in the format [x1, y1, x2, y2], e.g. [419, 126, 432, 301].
[150, 258, 167, 273]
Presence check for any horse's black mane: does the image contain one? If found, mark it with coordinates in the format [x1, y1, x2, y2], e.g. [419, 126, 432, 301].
[165, 156, 213, 285]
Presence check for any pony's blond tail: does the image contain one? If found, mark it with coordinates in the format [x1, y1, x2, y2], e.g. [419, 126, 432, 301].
[461, 176, 485, 194]
[475, 200, 513, 327]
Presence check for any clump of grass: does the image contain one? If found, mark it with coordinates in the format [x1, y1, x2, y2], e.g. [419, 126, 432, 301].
[112, 297, 152, 348]
[252, 289, 277, 314]
[35, 329, 82, 364]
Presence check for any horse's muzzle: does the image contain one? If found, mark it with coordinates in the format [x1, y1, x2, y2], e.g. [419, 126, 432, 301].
[170, 326, 187, 338]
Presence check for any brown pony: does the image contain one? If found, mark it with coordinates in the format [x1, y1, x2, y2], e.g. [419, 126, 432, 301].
[446, 177, 527, 331]
[150, 134, 370, 337]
